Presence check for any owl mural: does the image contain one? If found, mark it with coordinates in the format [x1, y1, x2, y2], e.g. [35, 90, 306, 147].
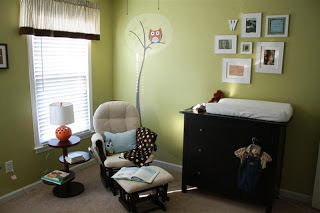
[149, 28, 162, 43]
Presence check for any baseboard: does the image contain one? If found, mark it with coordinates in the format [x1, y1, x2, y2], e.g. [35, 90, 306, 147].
[151, 160, 182, 172]
[0, 178, 44, 206]
[279, 189, 312, 204]
[151, 160, 312, 204]
[0, 158, 96, 206]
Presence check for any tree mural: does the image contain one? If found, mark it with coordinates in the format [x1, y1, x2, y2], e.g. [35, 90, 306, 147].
[130, 21, 165, 125]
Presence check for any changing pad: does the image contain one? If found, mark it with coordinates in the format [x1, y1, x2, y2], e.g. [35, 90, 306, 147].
[206, 98, 293, 122]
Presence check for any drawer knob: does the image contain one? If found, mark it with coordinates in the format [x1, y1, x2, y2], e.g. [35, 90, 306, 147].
[197, 171, 201, 175]
[198, 148, 202, 152]
[199, 128, 204, 132]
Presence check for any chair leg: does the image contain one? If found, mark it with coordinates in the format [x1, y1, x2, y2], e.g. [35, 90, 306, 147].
[151, 187, 166, 211]
[119, 188, 131, 212]
[100, 165, 108, 188]
[107, 168, 117, 196]
[129, 193, 138, 213]
[160, 184, 169, 202]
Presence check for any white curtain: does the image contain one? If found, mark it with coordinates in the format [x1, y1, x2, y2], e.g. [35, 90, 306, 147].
[19, 0, 100, 40]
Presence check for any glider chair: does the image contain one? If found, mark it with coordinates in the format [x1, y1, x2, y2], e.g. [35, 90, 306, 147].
[91, 101, 155, 195]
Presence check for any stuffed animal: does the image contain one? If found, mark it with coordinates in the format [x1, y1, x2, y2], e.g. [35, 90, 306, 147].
[105, 140, 114, 156]
[208, 90, 224, 103]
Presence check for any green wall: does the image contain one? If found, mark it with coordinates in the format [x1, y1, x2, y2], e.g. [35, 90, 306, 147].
[112, 0, 320, 195]
[0, 0, 113, 197]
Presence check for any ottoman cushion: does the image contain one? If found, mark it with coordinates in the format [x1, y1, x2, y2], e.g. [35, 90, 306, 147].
[115, 166, 174, 194]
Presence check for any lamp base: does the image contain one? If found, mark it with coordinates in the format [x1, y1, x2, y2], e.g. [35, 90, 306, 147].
[56, 125, 72, 141]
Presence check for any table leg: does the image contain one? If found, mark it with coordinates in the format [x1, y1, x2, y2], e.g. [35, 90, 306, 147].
[62, 147, 69, 172]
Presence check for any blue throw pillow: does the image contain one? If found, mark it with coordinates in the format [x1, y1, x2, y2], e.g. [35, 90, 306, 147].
[104, 130, 136, 153]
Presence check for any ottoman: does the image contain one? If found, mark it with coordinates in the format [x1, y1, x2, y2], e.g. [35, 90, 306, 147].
[115, 166, 174, 213]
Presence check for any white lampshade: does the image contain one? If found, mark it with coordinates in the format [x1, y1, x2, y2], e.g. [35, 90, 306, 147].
[49, 102, 74, 125]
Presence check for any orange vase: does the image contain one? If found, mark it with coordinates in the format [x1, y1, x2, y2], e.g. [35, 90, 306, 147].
[55, 125, 72, 141]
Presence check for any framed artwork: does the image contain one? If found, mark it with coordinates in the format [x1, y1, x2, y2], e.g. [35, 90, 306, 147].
[215, 35, 237, 54]
[240, 42, 253, 54]
[0, 44, 9, 69]
[241, 13, 262, 38]
[265, 15, 289, 37]
[222, 58, 252, 84]
[255, 42, 284, 74]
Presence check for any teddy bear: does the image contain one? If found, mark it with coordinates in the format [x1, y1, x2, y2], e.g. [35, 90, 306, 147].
[208, 90, 224, 103]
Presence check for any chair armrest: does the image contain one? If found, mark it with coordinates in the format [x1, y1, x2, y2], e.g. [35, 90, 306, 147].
[91, 133, 106, 165]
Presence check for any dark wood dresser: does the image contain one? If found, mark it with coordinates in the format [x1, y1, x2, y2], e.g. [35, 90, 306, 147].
[180, 109, 289, 213]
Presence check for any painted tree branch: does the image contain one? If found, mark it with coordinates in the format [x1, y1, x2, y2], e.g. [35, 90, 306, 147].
[146, 41, 165, 49]
[129, 30, 144, 48]
[140, 21, 146, 48]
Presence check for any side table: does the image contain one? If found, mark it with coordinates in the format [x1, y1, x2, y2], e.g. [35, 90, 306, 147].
[47, 136, 91, 198]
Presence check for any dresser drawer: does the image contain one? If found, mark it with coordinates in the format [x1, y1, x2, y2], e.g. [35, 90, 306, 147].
[187, 117, 225, 140]
[185, 160, 238, 192]
[187, 116, 279, 150]
[186, 137, 238, 173]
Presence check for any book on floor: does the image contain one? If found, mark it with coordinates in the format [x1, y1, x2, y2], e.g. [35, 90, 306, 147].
[65, 152, 85, 164]
[41, 170, 73, 185]
[111, 166, 159, 184]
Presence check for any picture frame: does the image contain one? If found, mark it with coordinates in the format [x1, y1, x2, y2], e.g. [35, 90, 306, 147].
[0, 44, 9, 69]
[215, 35, 237, 54]
[255, 42, 284, 74]
[222, 58, 252, 84]
[240, 42, 253, 54]
[265, 15, 289, 37]
[241, 13, 262, 38]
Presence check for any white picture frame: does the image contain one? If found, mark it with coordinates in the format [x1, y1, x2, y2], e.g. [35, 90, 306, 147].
[241, 13, 262, 38]
[240, 42, 253, 54]
[255, 42, 284, 74]
[215, 35, 237, 54]
[265, 15, 289, 37]
[222, 58, 252, 84]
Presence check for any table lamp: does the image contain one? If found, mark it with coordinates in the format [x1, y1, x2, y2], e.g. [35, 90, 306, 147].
[50, 102, 74, 141]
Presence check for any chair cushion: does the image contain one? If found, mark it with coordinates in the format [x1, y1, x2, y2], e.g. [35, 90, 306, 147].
[93, 101, 140, 134]
[104, 130, 136, 153]
[115, 166, 174, 194]
[104, 154, 154, 168]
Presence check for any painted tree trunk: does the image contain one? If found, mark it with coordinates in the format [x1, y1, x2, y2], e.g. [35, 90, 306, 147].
[136, 49, 146, 126]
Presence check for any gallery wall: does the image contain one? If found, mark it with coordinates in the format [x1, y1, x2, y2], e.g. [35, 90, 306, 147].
[0, 0, 113, 197]
[112, 0, 320, 195]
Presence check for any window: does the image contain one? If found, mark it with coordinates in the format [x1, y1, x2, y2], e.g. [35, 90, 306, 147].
[28, 36, 93, 152]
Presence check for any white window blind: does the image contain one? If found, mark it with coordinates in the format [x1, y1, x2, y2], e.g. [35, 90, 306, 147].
[28, 36, 92, 147]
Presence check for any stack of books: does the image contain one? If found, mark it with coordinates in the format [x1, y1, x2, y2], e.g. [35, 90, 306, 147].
[41, 170, 73, 185]
[65, 152, 85, 164]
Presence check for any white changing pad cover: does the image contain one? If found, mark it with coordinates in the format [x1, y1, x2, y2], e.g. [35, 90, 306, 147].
[206, 98, 293, 122]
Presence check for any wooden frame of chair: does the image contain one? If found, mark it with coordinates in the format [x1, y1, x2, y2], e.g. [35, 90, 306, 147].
[118, 184, 170, 213]
[95, 139, 151, 196]
[96, 139, 118, 195]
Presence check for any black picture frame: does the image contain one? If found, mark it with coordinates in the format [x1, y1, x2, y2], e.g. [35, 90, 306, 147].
[0, 43, 9, 69]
